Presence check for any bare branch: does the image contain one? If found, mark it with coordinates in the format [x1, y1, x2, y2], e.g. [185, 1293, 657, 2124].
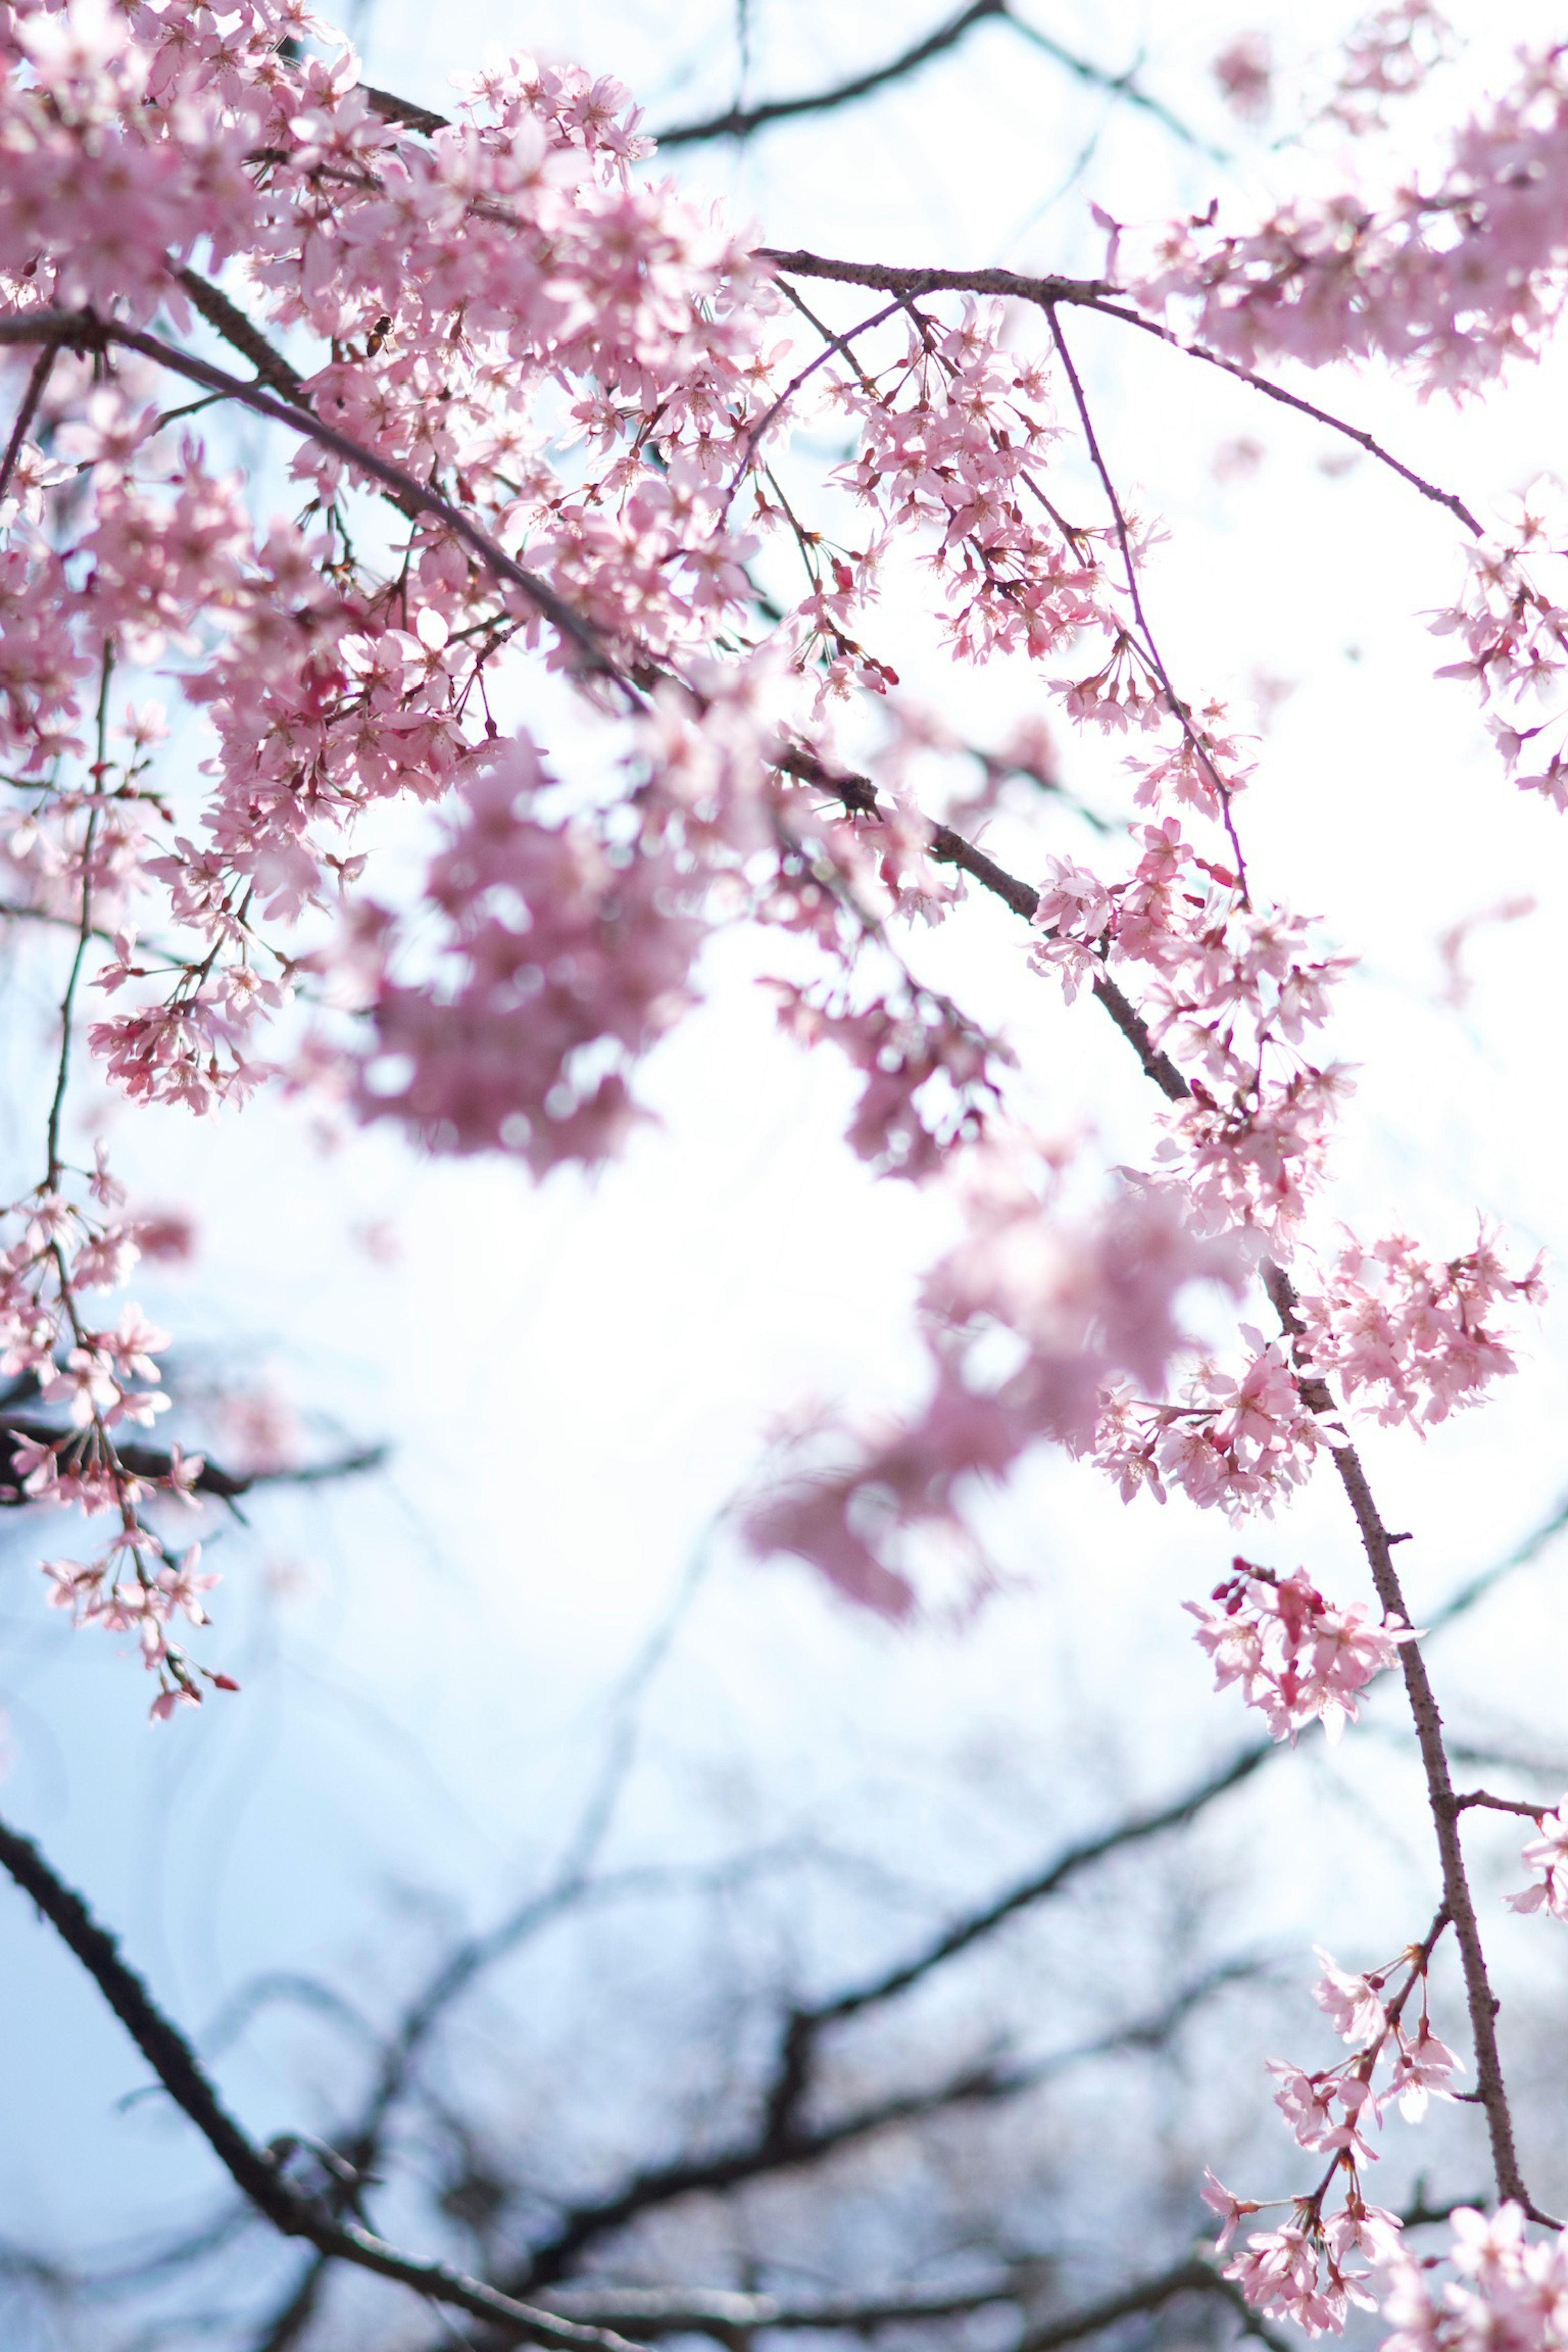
[1020, 2258, 1228, 2352]
[514, 1744, 1270, 2284]
[545, 2248, 1234, 2343]
[657, 0, 1005, 143]
[1428, 1489, 1568, 1631]
[653, 2, 1213, 156]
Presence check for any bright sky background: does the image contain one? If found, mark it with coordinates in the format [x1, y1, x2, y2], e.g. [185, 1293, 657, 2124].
[4, 0, 1568, 2335]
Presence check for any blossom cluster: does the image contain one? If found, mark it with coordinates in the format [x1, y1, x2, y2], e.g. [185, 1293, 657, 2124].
[1032, 817, 1355, 1236]
[743, 1154, 1245, 1614]
[0, 1147, 226, 1715]
[1185, 1555, 1419, 1742]
[1381, 2205, 1568, 2352]
[1294, 1227, 1547, 1429]
[1123, 43, 1568, 393]
[1207, 1931, 1460, 2334]
[1505, 1796, 1568, 1922]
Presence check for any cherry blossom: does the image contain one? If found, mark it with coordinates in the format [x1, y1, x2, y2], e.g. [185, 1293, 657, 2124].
[1505, 1799, 1568, 1924]
[1185, 1557, 1419, 1742]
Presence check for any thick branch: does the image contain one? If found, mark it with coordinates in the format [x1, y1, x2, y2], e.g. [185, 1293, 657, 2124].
[171, 267, 307, 403]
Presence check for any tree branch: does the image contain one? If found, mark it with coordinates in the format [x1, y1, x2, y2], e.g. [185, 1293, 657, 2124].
[0, 1812, 660, 2352]
[359, 27, 1212, 163]
[171, 266, 307, 403]
[757, 252, 1481, 534]
[656, 0, 1007, 143]
[1261, 1262, 1555, 2227]
[544, 2253, 1231, 2343]
[0, 1419, 383, 1506]
[0, 309, 633, 692]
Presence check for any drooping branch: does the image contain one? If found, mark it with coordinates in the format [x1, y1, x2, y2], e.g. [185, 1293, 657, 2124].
[816, 712, 1548, 2227]
[758, 250, 1482, 533]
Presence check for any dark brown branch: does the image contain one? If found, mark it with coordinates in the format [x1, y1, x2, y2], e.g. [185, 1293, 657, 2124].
[171, 267, 307, 403]
[0, 310, 631, 691]
[1450, 1791, 1549, 1821]
[0, 341, 56, 503]
[760, 249, 1115, 310]
[361, 83, 452, 136]
[1261, 1262, 1555, 2227]
[0, 1420, 384, 1506]
[819, 731, 1541, 2228]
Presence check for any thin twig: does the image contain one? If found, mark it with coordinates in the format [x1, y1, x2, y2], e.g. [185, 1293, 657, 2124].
[1449, 1791, 1550, 1821]
[45, 641, 111, 1189]
[1046, 306, 1250, 891]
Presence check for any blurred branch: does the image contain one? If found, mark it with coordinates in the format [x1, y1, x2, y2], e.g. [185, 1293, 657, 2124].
[1427, 1490, 1568, 1633]
[653, 3, 1212, 157]
[0, 1811, 656, 2352]
[543, 2252, 1232, 2341]
[515, 1742, 1270, 2283]
[360, 18, 1214, 159]
[249, 1552, 711, 2350]
[0, 1420, 385, 1507]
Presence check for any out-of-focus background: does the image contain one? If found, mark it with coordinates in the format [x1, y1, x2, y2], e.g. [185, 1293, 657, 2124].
[3, 3, 1568, 2346]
